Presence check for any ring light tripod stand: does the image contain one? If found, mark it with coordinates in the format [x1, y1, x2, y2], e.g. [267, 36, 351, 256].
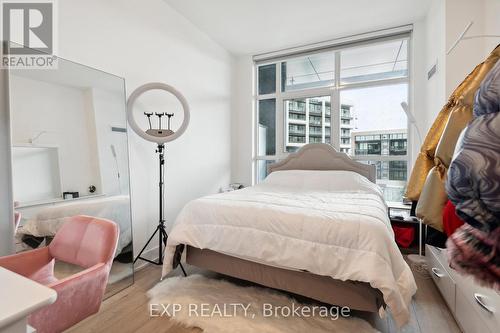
[127, 83, 189, 276]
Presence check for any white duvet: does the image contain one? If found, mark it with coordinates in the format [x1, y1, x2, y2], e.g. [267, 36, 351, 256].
[163, 170, 417, 326]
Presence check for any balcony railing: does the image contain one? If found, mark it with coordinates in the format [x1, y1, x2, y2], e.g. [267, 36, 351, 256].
[289, 115, 306, 121]
[289, 108, 306, 114]
[389, 147, 407, 155]
[289, 137, 306, 143]
[309, 108, 322, 115]
[355, 149, 381, 155]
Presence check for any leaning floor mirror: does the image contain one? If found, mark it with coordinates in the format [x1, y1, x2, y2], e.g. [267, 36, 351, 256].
[8, 53, 134, 297]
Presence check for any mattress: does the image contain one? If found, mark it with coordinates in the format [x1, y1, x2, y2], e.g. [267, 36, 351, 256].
[18, 195, 132, 256]
[163, 170, 417, 326]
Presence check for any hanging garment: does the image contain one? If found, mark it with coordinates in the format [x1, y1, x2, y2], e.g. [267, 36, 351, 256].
[447, 61, 500, 230]
[412, 46, 500, 231]
[474, 57, 500, 117]
[443, 200, 465, 237]
[406, 45, 500, 202]
[447, 224, 500, 290]
[446, 60, 500, 290]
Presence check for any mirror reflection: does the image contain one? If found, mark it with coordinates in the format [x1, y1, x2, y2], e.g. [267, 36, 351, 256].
[10, 56, 134, 296]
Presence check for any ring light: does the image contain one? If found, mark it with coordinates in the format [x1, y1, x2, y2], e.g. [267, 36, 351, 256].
[126, 82, 189, 275]
[126, 82, 190, 143]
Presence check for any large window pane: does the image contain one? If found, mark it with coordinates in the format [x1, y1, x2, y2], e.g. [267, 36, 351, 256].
[258, 64, 276, 95]
[342, 83, 408, 202]
[340, 83, 408, 157]
[340, 39, 408, 84]
[284, 96, 331, 152]
[258, 99, 276, 155]
[358, 160, 408, 202]
[281, 51, 334, 92]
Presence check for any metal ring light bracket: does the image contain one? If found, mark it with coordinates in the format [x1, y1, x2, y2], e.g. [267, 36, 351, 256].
[127, 82, 190, 143]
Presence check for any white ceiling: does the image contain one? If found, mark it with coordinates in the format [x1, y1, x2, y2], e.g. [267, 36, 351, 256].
[164, 0, 431, 55]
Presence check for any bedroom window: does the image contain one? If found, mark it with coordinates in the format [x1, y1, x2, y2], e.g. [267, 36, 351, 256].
[255, 35, 411, 202]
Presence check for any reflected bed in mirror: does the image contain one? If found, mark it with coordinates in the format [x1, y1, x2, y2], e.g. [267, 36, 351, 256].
[9, 54, 134, 297]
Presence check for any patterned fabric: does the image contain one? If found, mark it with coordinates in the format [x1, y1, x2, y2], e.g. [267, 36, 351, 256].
[446, 55, 500, 290]
[446, 112, 500, 231]
[447, 224, 500, 290]
[474, 60, 500, 117]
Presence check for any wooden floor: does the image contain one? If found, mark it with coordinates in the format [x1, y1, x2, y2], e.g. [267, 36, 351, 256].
[68, 261, 461, 333]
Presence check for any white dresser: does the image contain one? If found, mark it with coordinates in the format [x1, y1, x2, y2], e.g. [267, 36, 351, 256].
[426, 245, 500, 333]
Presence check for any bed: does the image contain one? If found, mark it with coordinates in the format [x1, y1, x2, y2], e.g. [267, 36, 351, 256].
[162, 143, 417, 326]
[17, 195, 132, 256]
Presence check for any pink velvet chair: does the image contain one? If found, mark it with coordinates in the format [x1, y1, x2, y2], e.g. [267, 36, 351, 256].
[0, 215, 119, 333]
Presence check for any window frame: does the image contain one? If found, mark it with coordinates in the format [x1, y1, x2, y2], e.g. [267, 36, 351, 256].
[254, 33, 412, 185]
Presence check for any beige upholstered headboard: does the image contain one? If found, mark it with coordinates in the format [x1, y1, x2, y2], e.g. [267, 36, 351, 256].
[267, 143, 376, 183]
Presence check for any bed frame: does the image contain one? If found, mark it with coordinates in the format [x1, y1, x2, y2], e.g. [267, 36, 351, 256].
[186, 143, 383, 312]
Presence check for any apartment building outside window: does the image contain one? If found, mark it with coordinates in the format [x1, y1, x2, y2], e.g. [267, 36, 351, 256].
[353, 130, 408, 201]
[255, 34, 410, 202]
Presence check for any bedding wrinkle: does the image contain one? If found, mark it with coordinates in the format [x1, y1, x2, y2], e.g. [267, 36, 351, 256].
[163, 171, 416, 326]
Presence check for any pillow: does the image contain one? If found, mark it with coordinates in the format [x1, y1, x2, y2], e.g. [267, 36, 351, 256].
[261, 170, 382, 196]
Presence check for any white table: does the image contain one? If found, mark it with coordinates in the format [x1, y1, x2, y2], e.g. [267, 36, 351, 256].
[0, 267, 57, 333]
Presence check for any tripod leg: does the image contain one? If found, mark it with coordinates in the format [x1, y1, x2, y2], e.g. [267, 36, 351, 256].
[133, 227, 159, 264]
[179, 262, 188, 277]
[159, 228, 187, 277]
[160, 227, 168, 245]
[158, 224, 163, 264]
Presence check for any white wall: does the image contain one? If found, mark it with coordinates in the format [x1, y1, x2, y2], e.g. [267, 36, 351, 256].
[484, 0, 500, 55]
[56, 0, 233, 257]
[444, 0, 500, 97]
[408, 20, 429, 166]
[230, 56, 254, 186]
[0, 66, 14, 256]
[421, 0, 446, 132]
[417, 0, 499, 131]
[445, 0, 486, 97]
[12, 147, 61, 203]
[10, 76, 102, 199]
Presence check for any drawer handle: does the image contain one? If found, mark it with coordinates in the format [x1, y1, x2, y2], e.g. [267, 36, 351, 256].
[431, 267, 444, 278]
[474, 293, 494, 314]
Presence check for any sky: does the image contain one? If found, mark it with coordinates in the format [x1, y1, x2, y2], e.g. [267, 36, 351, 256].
[342, 83, 408, 132]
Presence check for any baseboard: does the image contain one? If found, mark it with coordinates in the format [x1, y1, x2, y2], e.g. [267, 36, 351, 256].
[133, 245, 159, 271]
